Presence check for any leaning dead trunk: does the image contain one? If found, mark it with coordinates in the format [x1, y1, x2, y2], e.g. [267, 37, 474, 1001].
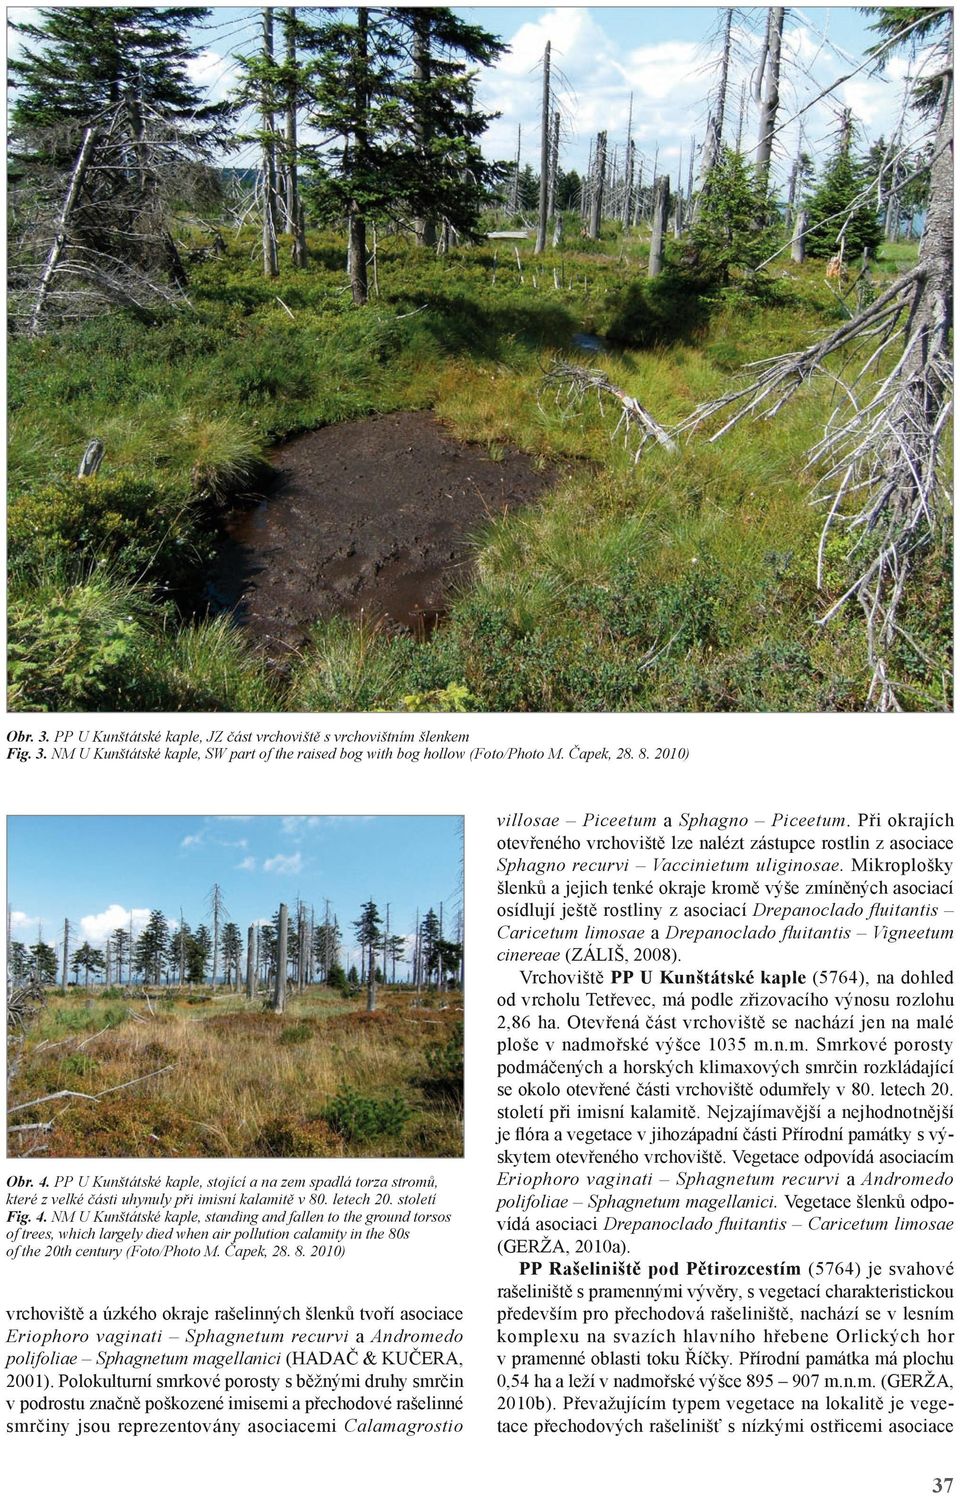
[29, 125, 98, 336]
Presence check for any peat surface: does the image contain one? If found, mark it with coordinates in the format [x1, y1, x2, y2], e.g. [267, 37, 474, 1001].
[207, 411, 558, 655]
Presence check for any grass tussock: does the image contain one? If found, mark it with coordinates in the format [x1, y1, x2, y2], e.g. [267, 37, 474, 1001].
[9, 985, 464, 1159]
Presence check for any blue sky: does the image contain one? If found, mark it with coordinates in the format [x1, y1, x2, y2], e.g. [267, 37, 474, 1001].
[7, 816, 463, 966]
[8, 7, 918, 183]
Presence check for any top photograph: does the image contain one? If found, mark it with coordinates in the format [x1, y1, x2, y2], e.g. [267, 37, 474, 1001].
[7, 5, 953, 714]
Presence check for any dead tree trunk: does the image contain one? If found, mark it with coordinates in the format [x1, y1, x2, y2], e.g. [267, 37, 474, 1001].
[273, 904, 288, 1012]
[261, 7, 279, 278]
[790, 209, 807, 262]
[511, 124, 521, 212]
[535, 41, 552, 253]
[588, 130, 607, 238]
[716, 8, 733, 140]
[412, 13, 437, 247]
[547, 109, 560, 221]
[349, 215, 367, 304]
[29, 125, 99, 336]
[78, 439, 105, 477]
[735, 81, 747, 153]
[283, 7, 307, 266]
[621, 93, 634, 231]
[674, 146, 684, 236]
[348, 7, 370, 303]
[754, 6, 785, 199]
[648, 175, 669, 276]
[785, 152, 800, 231]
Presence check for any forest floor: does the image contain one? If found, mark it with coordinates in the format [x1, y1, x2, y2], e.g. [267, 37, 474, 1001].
[207, 410, 562, 654]
[7, 984, 464, 1159]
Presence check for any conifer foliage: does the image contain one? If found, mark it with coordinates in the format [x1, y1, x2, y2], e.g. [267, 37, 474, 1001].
[8, 8, 234, 332]
[803, 119, 884, 260]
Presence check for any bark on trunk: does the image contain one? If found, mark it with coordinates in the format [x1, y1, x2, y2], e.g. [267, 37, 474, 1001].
[273, 904, 288, 1012]
[588, 130, 607, 238]
[755, 7, 785, 198]
[261, 7, 279, 278]
[30, 125, 98, 336]
[547, 110, 560, 221]
[412, 13, 436, 247]
[349, 213, 367, 304]
[902, 72, 953, 438]
[283, 7, 307, 266]
[535, 41, 551, 253]
[648, 175, 669, 276]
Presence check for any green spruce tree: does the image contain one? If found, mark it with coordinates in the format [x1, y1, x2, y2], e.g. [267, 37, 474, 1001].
[803, 116, 884, 260]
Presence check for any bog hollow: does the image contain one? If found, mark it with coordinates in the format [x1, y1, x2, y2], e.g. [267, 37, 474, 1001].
[206, 411, 559, 655]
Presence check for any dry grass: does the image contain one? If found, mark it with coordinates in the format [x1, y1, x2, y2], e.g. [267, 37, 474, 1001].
[8, 985, 463, 1159]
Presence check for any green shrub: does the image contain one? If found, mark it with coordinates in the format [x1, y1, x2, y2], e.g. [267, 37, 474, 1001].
[421, 1023, 464, 1106]
[278, 1022, 313, 1045]
[8, 473, 200, 580]
[8, 566, 151, 711]
[323, 1087, 411, 1142]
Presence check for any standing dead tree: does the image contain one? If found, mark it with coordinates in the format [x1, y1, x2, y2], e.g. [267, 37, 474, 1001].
[588, 130, 607, 238]
[648, 174, 670, 275]
[535, 41, 552, 253]
[754, 6, 785, 199]
[260, 7, 280, 278]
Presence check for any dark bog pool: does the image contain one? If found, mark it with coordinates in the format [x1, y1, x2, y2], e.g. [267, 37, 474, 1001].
[206, 411, 559, 657]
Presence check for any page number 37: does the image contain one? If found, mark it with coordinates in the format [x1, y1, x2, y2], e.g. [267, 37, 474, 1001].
[932, 1480, 953, 1493]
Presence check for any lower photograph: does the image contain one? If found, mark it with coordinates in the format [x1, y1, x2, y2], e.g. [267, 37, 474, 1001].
[6, 814, 464, 1160]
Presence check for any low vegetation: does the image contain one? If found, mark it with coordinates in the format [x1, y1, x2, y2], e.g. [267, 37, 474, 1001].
[7, 227, 952, 712]
[7, 982, 464, 1158]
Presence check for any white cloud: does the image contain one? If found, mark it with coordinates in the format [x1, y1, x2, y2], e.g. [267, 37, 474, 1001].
[79, 905, 151, 944]
[235, 856, 256, 873]
[9, 910, 42, 934]
[280, 816, 325, 839]
[186, 46, 243, 106]
[474, 8, 910, 187]
[264, 852, 304, 876]
[182, 827, 246, 852]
